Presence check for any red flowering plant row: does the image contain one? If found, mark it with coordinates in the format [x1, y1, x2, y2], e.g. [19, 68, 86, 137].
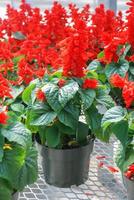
[0, 74, 38, 199]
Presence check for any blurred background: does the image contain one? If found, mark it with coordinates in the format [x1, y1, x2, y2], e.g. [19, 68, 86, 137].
[0, 0, 128, 18]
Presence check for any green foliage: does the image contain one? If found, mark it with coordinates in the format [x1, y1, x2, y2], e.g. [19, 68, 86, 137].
[105, 59, 129, 78]
[22, 83, 36, 105]
[22, 74, 114, 149]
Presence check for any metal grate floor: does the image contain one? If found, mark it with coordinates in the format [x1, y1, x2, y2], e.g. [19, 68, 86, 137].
[19, 139, 127, 200]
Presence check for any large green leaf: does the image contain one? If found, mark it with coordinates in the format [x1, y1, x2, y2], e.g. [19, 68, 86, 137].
[58, 109, 78, 130]
[29, 103, 57, 126]
[85, 105, 102, 132]
[79, 89, 96, 110]
[96, 89, 115, 109]
[30, 111, 57, 126]
[11, 103, 25, 114]
[112, 120, 128, 146]
[22, 83, 36, 105]
[13, 146, 38, 190]
[0, 179, 13, 200]
[11, 86, 24, 100]
[105, 59, 129, 78]
[45, 126, 60, 148]
[59, 81, 79, 107]
[101, 106, 127, 130]
[42, 83, 62, 112]
[1, 122, 31, 147]
[115, 143, 126, 171]
[0, 145, 25, 182]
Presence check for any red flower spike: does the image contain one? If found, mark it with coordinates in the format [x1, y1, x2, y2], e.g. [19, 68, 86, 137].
[36, 89, 46, 102]
[0, 111, 8, 125]
[82, 79, 98, 89]
[110, 74, 125, 89]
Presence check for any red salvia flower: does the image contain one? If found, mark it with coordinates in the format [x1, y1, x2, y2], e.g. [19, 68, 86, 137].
[110, 74, 125, 89]
[125, 164, 134, 180]
[0, 111, 8, 125]
[36, 89, 46, 102]
[122, 81, 134, 108]
[82, 78, 98, 89]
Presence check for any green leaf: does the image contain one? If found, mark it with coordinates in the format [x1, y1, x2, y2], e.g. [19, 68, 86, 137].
[87, 60, 102, 71]
[13, 55, 25, 65]
[29, 102, 57, 126]
[30, 111, 57, 126]
[102, 106, 127, 130]
[45, 126, 60, 148]
[0, 145, 25, 182]
[129, 62, 134, 75]
[115, 143, 126, 171]
[11, 103, 25, 114]
[59, 81, 79, 107]
[42, 83, 62, 112]
[97, 51, 104, 59]
[22, 84, 36, 105]
[105, 59, 129, 78]
[10, 85, 24, 100]
[112, 120, 128, 146]
[13, 146, 38, 190]
[85, 105, 103, 137]
[76, 122, 89, 144]
[0, 133, 4, 162]
[79, 89, 96, 110]
[12, 32, 26, 40]
[96, 89, 115, 109]
[1, 122, 31, 147]
[58, 109, 78, 130]
[0, 179, 13, 200]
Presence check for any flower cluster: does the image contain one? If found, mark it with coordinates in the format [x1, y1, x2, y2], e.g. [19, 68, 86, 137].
[110, 74, 134, 108]
[125, 164, 134, 180]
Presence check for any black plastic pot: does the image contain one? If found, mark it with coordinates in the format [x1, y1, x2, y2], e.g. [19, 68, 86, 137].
[123, 176, 134, 200]
[36, 139, 94, 187]
[12, 192, 19, 200]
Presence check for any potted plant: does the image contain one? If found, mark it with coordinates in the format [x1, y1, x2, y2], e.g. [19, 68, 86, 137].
[0, 75, 38, 200]
[101, 74, 134, 200]
[22, 65, 114, 187]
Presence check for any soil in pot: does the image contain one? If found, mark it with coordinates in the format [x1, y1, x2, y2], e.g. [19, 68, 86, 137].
[36, 134, 94, 187]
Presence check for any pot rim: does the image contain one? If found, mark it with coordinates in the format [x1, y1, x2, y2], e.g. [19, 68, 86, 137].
[40, 138, 94, 152]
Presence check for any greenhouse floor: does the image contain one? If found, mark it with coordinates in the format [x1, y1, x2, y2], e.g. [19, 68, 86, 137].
[19, 139, 127, 200]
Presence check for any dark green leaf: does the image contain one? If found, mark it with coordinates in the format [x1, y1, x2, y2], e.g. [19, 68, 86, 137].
[112, 120, 128, 146]
[102, 106, 127, 130]
[59, 81, 79, 107]
[22, 84, 36, 105]
[105, 60, 129, 78]
[42, 83, 62, 112]
[45, 126, 60, 148]
[13, 146, 38, 190]
[1, 122, 31, 147]
[79, 89, 96, 110]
